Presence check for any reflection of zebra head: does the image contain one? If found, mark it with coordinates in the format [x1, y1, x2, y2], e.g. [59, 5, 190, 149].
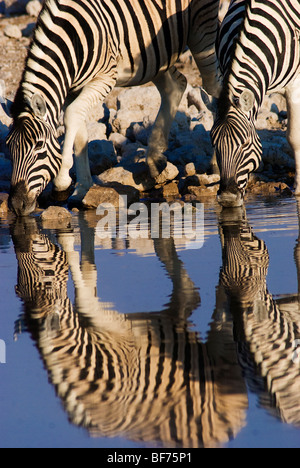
[219, 207, 269, 305]
[7, 94, 62, 217]
[218, 207, 300, 427]
[12, 218, 69, 333]
[211, 90, 262, 208]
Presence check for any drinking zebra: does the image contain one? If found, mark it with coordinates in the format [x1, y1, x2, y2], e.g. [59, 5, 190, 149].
[1, 0, 221, 216]
[209, 0, 300, 207]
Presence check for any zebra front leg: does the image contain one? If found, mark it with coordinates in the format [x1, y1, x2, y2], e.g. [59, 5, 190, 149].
[54, 73, 117, 200]
[285, 75, 300, 195]
[71, 121, 94, 202]
[147, 67, 187, 178]
[53, 105, 93, 199]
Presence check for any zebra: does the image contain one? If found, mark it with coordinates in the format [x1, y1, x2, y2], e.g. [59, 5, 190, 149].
[12, 213, 248, 448]
[0, 0, 222, 216]
[206, 0, 300, 207]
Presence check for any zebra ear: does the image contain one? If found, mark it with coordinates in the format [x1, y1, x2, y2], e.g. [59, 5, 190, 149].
[31, 94, 47, 118]
[0, 79, 13, 117]
[239, 90, 255, 113]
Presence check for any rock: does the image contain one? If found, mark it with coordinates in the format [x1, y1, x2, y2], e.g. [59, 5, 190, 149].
[247, 181, 292, 196]
[155, 162, 179, 186]
[3, 0, 29, 15]
[178, 173, 220, 195]
[197, 173, 220, 185]
[88, 140, 117, 175]
[96, 161, 178, 192]
[120, 143, 147, 162]
[109, 132, 128, 152]
[261, 93, 287, 114]
[187, 184, 219, 197]
[117, 86, 161, 117]
[87, 121, 108, 142]
[111, 86, 160, 136]
[25, 0, 42, 16]
[96, 164, 154, 192]
[127, 120, 153, 145]
[256, 110, 279, 130]
[184, 162, 196, 177]
[261, 137, 295, 169]
[82, 184, 140, 209]
[4, 25, 22, 39]
[41, 206, 72, 220]
[40, 206, 72, 228]
[0, 193, 9, 216]
[0, 125, 9, 156]
[161, 181, 180, 198]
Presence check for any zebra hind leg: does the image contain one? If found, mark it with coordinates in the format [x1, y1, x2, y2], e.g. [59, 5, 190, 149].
[147, 67, 187, 179]
[285, 75, 300, 195]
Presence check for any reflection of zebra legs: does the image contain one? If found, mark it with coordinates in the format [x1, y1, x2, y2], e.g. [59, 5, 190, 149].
[12, 215, 248, 448]
[295, 200, 300, 301]
[57, 213, 201, 325]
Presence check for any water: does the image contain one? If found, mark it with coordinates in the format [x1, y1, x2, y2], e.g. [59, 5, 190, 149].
[1, 195, 300, 448]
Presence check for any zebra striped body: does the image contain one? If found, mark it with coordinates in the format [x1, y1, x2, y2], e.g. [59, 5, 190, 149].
[4, 0, 221, 216]
[211, 0, 300, 207]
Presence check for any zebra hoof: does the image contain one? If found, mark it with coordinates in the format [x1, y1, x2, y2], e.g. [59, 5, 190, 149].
[147, 154, 167, 179]
[52, 185, 74, 203]
[68, 183, 93, 205]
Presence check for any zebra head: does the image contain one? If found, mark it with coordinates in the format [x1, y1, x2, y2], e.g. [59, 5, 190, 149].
[6, 94, 62, 216]
[211, 90, 262, 208]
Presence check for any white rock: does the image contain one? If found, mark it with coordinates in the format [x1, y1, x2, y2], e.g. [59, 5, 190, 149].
[109, 132, 128, 151]
[96, 165, 154, 191]
[184, 162, 196, 177]
[25, 0, 42, 16]
[87, 121, 107, 142]
[4, 24, 22, 39]
[117, 86, 161, 116]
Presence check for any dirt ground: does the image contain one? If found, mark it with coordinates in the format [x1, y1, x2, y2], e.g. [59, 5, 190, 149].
[0, 15, 32, 100]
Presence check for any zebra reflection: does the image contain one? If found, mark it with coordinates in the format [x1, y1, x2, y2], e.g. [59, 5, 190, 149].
[12, 213, 247, 448]
[218, 207, 300, 427]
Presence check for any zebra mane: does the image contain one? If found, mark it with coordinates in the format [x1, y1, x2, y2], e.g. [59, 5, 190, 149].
[10, 0, 61, 124]
[216, 0, 258, 122]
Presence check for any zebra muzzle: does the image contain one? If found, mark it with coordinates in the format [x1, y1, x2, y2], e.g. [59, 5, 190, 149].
[9, 181, 37, 217]
[217, 179, 244, 208]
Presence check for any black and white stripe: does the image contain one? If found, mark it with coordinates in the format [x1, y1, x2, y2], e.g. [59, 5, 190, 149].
[219, 208, 300, 427]
[212, 0, 300, 207]
[5, 0, 221, 216]
[12, 218, 247, 448]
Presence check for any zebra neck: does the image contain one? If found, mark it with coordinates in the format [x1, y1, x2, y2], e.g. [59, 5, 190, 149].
[225, 0, 300, 118]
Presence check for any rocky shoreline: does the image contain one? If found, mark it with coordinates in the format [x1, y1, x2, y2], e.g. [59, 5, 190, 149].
[0, 0, 296, 218]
